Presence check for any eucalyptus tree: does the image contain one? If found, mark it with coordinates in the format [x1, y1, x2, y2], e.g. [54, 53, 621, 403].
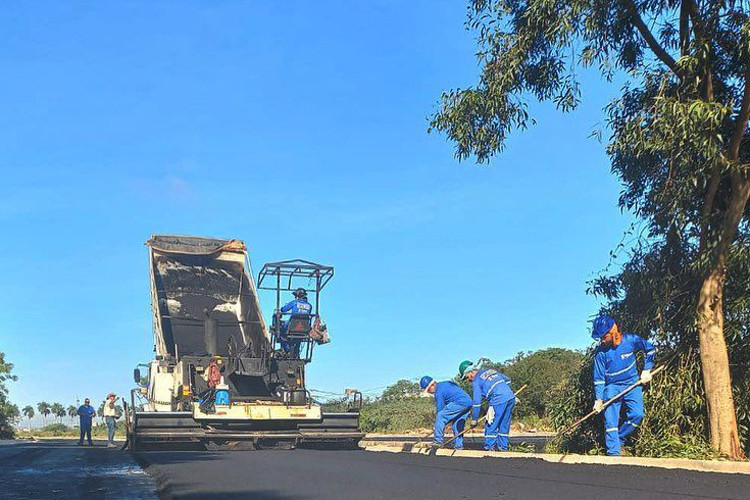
[431, 0, 750, 459]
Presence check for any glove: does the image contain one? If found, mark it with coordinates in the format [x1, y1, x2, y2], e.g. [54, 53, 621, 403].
[469, 419, 479, 428]
[593, 399, 605, 414]
[486, 406, 495, 426]
[640, 370, 652, 384]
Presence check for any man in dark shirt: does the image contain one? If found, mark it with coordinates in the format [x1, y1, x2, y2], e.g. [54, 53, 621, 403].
[77, 398, 96, 446]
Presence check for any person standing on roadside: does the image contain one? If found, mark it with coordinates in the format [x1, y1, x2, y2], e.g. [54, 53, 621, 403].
[591, 315, 656, 456]
[77, 398, 95, 446]
[103, 393, 118, 448]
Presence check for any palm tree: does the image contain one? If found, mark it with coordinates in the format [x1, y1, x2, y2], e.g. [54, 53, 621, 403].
[67, 405, 77, 425]
[51, 403, 65, 424]
[22, 406, 34, 430]
[37, 402, 50, 425]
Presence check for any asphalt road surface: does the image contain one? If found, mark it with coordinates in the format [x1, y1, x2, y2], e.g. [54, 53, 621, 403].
[135, 447, 750, 500]
[0, 440, 156, 499]
[4, 440, 750, 499]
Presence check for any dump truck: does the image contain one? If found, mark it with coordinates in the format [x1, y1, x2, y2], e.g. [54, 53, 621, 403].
[124, 235, 363, 450]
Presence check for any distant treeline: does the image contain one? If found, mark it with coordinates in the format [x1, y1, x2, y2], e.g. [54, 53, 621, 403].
[322, 348, 584, 434]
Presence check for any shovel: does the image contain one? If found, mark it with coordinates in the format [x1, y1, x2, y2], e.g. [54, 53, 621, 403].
[554, 364, 667, 439]
[428, 383, 529, 454]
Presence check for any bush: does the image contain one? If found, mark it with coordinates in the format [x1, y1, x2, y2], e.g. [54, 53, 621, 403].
[547, 347, 750, 458]
[488, 348, 585, 420]
[0, 351, 19, 439]
[361, 396, 435, 433]
[38, 423, 75, 436]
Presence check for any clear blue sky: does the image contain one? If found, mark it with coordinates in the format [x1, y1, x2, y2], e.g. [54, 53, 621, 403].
[0, 1, 629, 417]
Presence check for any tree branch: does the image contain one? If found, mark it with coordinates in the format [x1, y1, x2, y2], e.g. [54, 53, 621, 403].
[729, 76, 750, 163]
[621, 0, 681, 77]
[679, 0, 690, 57]
[699, 162, 722, 253]
[685, 0, 704, 40]
[684, 0, 714, 101]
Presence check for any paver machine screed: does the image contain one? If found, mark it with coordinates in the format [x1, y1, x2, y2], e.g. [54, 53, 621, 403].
[125, 235, 363, 450]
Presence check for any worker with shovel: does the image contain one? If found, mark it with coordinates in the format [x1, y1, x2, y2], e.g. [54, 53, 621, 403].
[591, 315, 656, 456]
[420, 376, 472, 450]
[459, 361, 515, 452]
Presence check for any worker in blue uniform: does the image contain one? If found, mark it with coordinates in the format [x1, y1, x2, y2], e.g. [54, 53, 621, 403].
[76, 398, 96, 446]
[591, 314, 656, 456]
[420, 376, 472, 450]
[277, 288, 313, 355]
[459, 361, 515, 451]
[280, 288, 313, 316]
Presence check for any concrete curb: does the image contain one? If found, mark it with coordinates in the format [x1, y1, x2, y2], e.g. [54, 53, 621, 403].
[362, 444, 750, 475]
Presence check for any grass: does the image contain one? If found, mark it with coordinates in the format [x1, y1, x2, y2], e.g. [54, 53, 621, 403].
[15, 421, 126, 439]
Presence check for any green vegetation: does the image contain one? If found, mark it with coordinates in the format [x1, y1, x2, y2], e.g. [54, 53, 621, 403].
[431, 0, 750, 459]
[360, 380, 435, 434]
[322, 380, 434, 433]
[323, 348, 583, 434]
[546, 347, 748, 459]
[0, 351, 19, 438]
[479, 348, 585, 423]
[37, 401, 51, 425]
[16, 421, 127, 439]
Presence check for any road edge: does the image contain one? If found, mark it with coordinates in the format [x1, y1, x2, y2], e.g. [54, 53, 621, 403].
[362, 444, 750, 475]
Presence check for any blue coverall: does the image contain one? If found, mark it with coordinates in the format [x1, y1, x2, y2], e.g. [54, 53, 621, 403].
[593, 333, 656, 456]
[471, 369, 515, 451]
[279, 298, 312, 354]
[433, 381, 472, 449]
[77, 404, 96, 445]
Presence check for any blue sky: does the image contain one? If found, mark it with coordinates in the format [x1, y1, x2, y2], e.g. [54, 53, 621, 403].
[0, 1, 629, 418]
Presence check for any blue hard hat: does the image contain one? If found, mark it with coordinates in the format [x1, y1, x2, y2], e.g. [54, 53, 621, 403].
[592, 315, 616, 339]
[419, 376, 434, 390]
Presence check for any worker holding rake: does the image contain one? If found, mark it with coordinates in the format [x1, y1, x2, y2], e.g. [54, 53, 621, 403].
[459, 361, 515, 452]
[591, 315, 656, 456]
[420, 376, 472, 450]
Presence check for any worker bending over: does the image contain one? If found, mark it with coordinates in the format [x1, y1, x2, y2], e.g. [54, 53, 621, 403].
[459, 361, 515, 451]
[420, 376, 472, 450]
[591, 315, 656, 456]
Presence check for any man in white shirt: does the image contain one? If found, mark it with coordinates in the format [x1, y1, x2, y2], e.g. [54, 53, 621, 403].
[103, 393, 118, 448]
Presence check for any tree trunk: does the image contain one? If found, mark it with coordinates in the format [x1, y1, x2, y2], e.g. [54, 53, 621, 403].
[696, 177, 750, 460]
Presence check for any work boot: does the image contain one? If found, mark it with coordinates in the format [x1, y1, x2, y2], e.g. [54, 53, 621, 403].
[107, 442, 117, 449]
[76, 442, 83, 446]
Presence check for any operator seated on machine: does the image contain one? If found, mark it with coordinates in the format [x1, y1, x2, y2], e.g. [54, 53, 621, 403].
[277, 288, 313, 356]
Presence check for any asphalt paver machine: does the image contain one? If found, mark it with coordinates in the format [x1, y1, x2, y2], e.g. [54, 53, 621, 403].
[125, 235, 363, 450]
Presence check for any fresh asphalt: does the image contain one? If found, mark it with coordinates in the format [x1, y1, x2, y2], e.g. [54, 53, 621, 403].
[3, 440, 750, 499]
[0, 439, 156, 499]
[134, 447, 750, 500]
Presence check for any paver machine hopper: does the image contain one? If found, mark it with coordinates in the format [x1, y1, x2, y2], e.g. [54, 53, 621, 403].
[125, 235, 363, 450]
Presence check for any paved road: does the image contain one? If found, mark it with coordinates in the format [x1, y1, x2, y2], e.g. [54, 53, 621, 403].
[135, 447, 750, 500]
[0, 440, 156, 499]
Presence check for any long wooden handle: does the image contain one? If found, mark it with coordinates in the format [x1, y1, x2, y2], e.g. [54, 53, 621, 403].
[556, 365, 666, 438]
